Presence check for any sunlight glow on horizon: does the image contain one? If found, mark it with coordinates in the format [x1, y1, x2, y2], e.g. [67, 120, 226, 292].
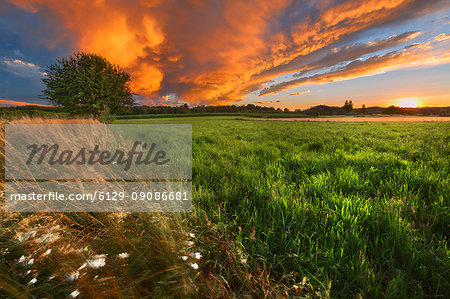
[394, 97, 424, 108]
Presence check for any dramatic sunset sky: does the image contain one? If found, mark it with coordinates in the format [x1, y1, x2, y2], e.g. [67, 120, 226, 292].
[0, 0, 449, 109]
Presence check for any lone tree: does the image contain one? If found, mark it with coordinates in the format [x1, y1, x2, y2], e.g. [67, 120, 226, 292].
[42, 52, 134, 116]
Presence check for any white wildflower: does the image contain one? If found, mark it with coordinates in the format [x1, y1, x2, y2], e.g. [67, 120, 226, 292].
[117, 252, 129, 259]
[193, 252, 202, 260]
[63, 271, 80, 283]
[189, 263, 199, 270]
[18, 255, 26, 263]
[87, 254, 106, 269]
[188, 233, 195, 238]
[186, 241, 194, 246]
[35, 232, 60, 244]
[28, 278, 37, 286]
[69, 289, 80, 298]
[49, 225, 60, 231]
[78, 263, 87, 270]
[27, 258, 34, 265]
[17, 230, 37, 242]
[180, 256, 188, 261]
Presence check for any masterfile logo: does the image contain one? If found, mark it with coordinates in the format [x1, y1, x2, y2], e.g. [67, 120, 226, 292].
[5, 124, 192, 212]
[26, 141, 170, 171]
[6, 124, 191, 180]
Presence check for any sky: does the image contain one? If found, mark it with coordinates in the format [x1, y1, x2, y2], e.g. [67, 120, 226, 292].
[0, 0, 449, 109]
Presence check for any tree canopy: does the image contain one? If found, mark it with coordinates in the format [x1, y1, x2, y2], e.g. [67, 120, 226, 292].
[41, 52, 134, 116]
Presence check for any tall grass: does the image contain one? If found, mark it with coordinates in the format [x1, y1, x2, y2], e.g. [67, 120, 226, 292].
[1, 116, 449, 297]
[0, 117, 285, 298]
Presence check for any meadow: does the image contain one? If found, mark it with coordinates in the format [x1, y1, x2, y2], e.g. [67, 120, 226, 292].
[1, 116, 449, 298]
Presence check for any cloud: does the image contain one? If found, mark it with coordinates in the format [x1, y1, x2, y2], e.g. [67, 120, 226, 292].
[8, 0, 450, 104]
[259, 36, 450, 95]
[13, 49, 25, 57]
[288, 90, 310, 96]
[434, 33, 450, 41]
[255, 100, 281, 104]
[254, 31, 422, 81]
[0, 98, 51, 106]
[1, 57, 45, 78]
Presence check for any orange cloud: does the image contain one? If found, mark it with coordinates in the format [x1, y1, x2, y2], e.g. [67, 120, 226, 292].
[10, 0, 166, 98]
[259, 36, 450, 95]
[288, 90, 310, 96]
[254, 31, 421, 82]
[8, 0, 450, 104]
[434, 33, 450, 41]
[0, 99, 52, 106]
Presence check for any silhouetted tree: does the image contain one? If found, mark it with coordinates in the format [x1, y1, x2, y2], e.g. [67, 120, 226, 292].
[342, 100, 353, 114]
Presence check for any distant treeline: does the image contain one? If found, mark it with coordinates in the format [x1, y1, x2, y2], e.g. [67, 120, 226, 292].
[300, 105, 450, 116]
[128, 103, 450, 116]
[129, 104, 286, 114]
[115, 112, 313, 120]
[1, 102, 449, 118]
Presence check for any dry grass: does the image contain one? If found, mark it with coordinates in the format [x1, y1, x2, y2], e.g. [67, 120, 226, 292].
[8, 117, 102, 124]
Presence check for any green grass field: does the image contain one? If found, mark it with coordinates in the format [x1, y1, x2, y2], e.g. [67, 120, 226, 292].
[116, 117, 450, 297]
[1, 116, 449, 298]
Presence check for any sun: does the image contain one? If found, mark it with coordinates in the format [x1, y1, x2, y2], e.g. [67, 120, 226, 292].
[394, 97, 423, 108]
